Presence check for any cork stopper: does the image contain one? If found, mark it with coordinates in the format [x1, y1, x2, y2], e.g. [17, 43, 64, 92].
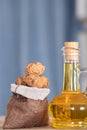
[64, 42, 79, 60]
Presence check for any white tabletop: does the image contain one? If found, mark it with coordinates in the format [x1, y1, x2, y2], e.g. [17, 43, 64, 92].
[0, 116, 87, 130]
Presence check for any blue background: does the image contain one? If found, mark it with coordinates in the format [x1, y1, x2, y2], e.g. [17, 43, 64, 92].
[0, 0, 77, 115]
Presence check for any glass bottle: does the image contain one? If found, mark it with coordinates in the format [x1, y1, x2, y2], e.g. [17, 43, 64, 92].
[48, 42, 87, 128]
[80, 67, 87, 96]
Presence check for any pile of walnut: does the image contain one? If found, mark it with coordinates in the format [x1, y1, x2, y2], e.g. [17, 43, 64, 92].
[16, 62, 49, 88]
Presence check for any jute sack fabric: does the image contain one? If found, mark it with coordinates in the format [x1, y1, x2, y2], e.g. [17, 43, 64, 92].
[3, 94, 49, 129]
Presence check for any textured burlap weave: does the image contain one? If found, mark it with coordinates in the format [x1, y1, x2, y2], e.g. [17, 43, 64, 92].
[3, 94, 49, 129]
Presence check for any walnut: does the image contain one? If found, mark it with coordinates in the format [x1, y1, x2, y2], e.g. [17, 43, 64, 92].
[25, 62, 45, 75]
[25, 74, 49, 88]
[15, 76, 26, 86]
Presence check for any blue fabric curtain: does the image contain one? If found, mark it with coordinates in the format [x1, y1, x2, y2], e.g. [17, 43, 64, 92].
[0, 0, 77, 115]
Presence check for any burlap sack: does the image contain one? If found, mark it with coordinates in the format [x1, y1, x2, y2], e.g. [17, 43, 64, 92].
[3, 94, 49, 129]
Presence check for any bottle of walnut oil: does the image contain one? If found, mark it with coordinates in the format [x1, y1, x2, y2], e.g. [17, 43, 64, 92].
[49, 42, 87, 128]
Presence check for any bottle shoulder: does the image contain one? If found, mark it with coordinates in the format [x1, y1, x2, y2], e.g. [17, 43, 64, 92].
[49, 92, 87, 105]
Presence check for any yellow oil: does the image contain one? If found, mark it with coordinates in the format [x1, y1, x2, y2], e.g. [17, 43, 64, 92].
[49, 92, 87, 128]
[49, 63, 87, 128]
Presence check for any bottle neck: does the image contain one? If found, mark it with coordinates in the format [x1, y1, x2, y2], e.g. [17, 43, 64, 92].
[62, 59, 80, 92]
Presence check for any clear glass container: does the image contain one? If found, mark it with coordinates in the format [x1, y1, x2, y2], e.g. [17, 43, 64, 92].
[80, 67, 87, 96]
[48, 42, 87, 128]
